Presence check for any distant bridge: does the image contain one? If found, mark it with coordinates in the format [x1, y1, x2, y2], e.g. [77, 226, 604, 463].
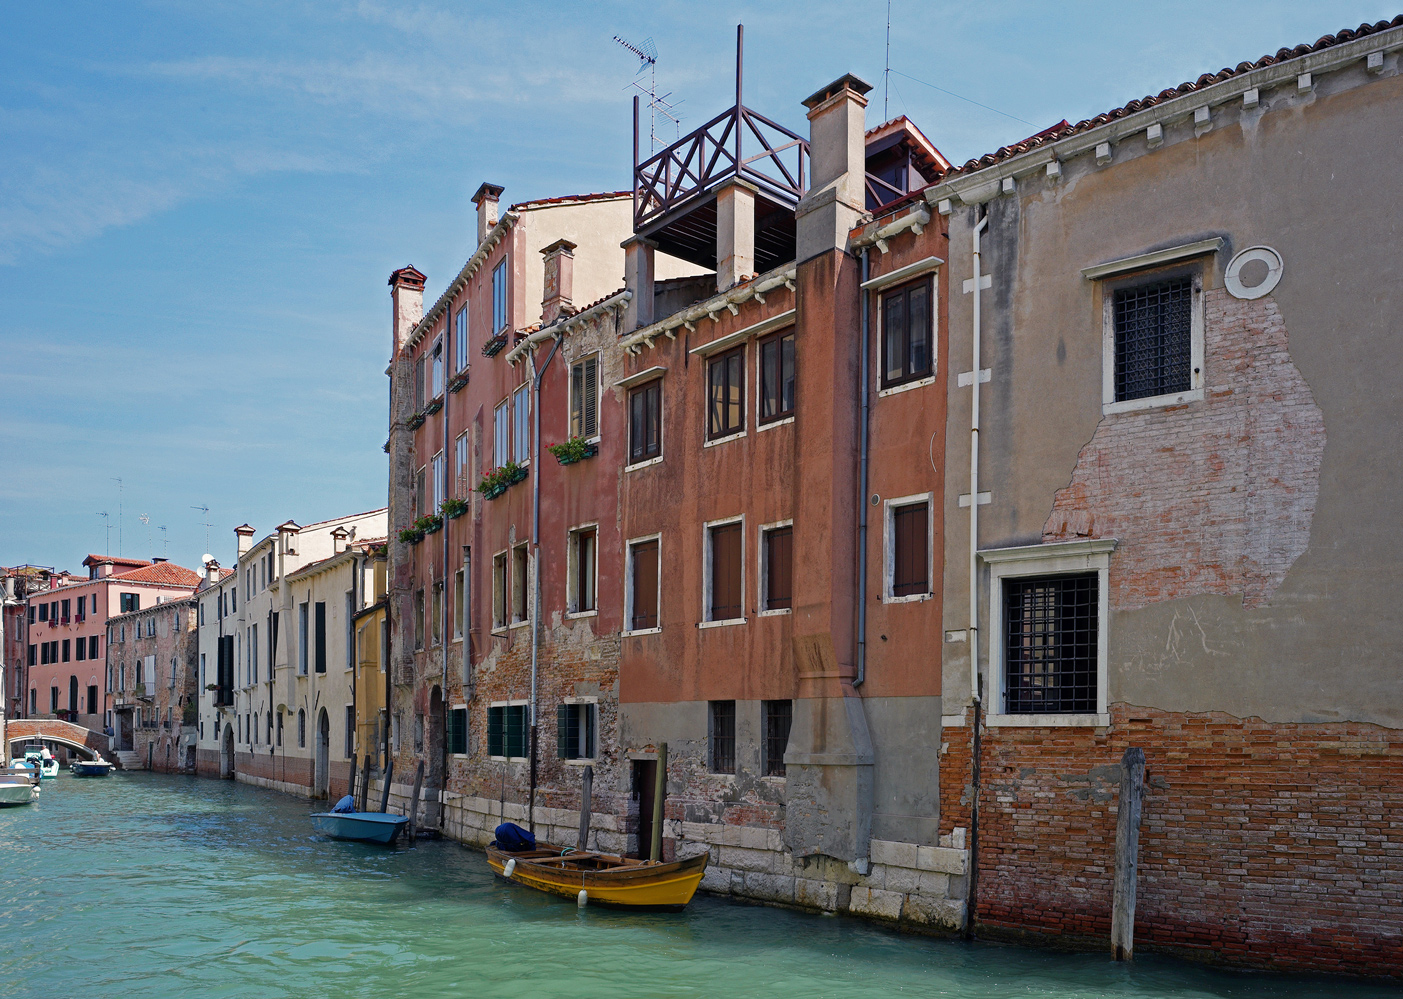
[6, 719, 109, 760]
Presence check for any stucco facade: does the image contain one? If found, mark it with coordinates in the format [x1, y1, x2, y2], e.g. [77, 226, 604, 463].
[106, 594, 199, 771]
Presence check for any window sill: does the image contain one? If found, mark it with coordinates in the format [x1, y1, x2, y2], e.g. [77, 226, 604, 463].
[626, 456, 664, 473]
[986, 712, 1109, 728]
[878, 375, 936, 399]
[885, 592, 933, 604]
[490, 626, 508, 636]
[489, 756, 529, 763]
[509, 620, 531, 631]
[704, 430, 747, 449]
[565, 609, 598, 620]
[450, 753, 470, 760]
[757, 607, 792, 617]
[623, 627, 662, 637]
[760, 774, 788, 783]
[1102, 387, 1203, 416]
[563, 757, 598, 767]
[756, 415, 795, 433]
[698, 617, 746, 629]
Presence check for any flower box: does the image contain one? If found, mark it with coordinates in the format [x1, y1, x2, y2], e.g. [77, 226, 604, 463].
[448, 371, 470, 393]
[424, 398, 443, 416]
[398, 526, 425, 545]
[407, 412, 426, 430]
[481, 333, 508, 357]
[441, 497, 470, 520]
[549, 437, 599, 465]
[477, 461, 528, 499]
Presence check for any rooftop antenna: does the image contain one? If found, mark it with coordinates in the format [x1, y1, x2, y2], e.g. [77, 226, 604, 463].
[191, 504, 213, 552]
[614, 33, 682, 154]
[111, 477, 123, 556]
[140, 514, 151, 557]
[884, 0, 892, 122]
[96, 512, 111, 556]
[157, 525, 168, 558]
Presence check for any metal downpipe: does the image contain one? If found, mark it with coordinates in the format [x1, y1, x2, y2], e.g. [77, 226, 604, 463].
[855, 248, 871, 688]
[527, 333, 562, 832]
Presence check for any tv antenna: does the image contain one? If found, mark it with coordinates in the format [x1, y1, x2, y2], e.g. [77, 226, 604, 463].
[158, 525, 168, 558]
[96, 511, 111, 555]
[884, 0, 891, 122]
[191, 504, 213, 551]
[614, 33, 682, 153]
[140, 514, 151, 557]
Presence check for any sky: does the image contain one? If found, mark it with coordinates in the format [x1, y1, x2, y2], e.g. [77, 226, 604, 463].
[1, 0, 1394, 572]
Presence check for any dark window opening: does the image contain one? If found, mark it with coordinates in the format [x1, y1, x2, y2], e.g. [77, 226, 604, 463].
[881, 277, 933, 388]
[707, 347, 746, 439]
[1003, 573, 1098, 714]
[758, 330, 795, 424]
[709, 700, 736, 774]
[763, 699, 793, 777]
[1113, 276, 1192, 402]
[447, 707, 468, 755]
[628, 381, 662, 464]
[892, 502, 929, 597]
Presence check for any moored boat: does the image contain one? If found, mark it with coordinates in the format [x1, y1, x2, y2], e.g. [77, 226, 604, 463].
[71, 758, 114, 777]
[310, 810, 410, 845]
[0, 768, 40, 807]
[21, 746, 59, 780]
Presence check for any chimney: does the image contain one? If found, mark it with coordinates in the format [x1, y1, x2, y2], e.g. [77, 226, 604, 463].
[204, 558, 221, 584]
[796, 73, 873, 263]
[95, 560, 114, 578]
[277, 521, 301, 556]
[234, 524, 256, 558]
[472, 182, 505, 247]
[622, 234, 656, 330]
[715, 178, 757, 291]
[151, 557, 168, 563]
[388, 267, 426, 354]
[540, 239, 577, 325]
[331, 526, 350, 556]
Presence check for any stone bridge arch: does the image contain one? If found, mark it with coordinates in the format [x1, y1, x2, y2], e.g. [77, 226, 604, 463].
[6, 719, 109, 761]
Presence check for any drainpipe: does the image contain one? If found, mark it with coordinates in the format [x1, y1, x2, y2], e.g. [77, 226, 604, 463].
[527, 332, 563, 832]
[854, 248, 872, 688]
[441, 349, 451, 822]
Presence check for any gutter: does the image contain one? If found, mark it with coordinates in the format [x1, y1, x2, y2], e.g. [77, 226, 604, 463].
[620, 265, 796, 354]
[854, 248, 871, 688]
[527, 332, 563, 833]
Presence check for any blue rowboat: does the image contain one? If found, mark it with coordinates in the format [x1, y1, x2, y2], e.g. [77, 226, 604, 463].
[71, 759, 114, 777]
[310, 811, 409, 845]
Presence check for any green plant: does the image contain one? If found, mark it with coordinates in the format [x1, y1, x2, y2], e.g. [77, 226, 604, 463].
[477, 461, 526, 498]
[441, 496, 470, 520]
[398, 525, 425, 545]
[548, 436, 599, 465]
[415, 513, 443, 535]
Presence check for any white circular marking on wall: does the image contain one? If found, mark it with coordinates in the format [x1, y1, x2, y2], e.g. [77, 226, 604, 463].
[1225, 245, 1284, 300]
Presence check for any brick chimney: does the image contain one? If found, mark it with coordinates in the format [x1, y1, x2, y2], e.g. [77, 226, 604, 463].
[388, 267, 426, 354]
[622, 234, 656, 330]
[234, 524, 255, 557]
[540, 239, 577, 324]
[473, 182, 505, 247]
[796, 73, 872, 262]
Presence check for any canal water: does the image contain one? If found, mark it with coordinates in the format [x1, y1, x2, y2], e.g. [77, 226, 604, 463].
[0, 773, 1392, 999]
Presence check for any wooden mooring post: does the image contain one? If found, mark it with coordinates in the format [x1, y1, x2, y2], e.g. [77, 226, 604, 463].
[378, 760, 394, 814]
[1111, 747, 1146, 961]
[347, 752, 357, 803]
[649, 744, 667, 863]
[407, 760, 425, 844]
[576, 765, 593, 851]
[358, 754, 373, 812]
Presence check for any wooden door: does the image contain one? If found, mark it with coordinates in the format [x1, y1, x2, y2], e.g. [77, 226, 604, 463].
[632, 759, 656, 860]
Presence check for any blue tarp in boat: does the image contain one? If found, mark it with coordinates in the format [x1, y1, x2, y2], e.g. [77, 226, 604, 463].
[493, 822, 536, 852]
[331, 795, 356, 814]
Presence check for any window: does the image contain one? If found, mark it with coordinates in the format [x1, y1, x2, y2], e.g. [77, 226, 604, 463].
[454, 306, 468, 372]
[889, 499, 930, 599]
[414, 590, 425, 648]
[61, 598, 70, 621]
[41, 641, 50, 664]
[706, 521, 743, 623]
[75, 598, 84, 622]
[1112, 276, 1193, 403]
[415, 466, 426, 520]
[297, 709, 306, 748]
[627, 537, 660, 632]
[512, 385, 530, 464]
[492, 259, 508, 334]
[28, 606, 34, 624]
[448, 706, 468, 755]
[51, 687, 58, 713]
[493, 401, 510, 469]
[556, 701, 596, 760]
[200, 602, 206, 626]
[298, 602, 309, 674]
[431, 583, 442, 646]
[314, 601, 326, 673]
[492, 553, 507, 631]
[488, 703, 528, 759]
[27, 645, 35, 667]
[709, 700, 736, 774]
[62, 639, 70, 662]
[570, 355, 599, 440]
[250, 624, 258, 683]
[432, 451, 445, 510]
[87, 685, 97, 715]
[169, 656, 177, 688]
[511, 545, 529, 624]
[762, 524, 793, 612]
[453, 568, 465, 639]
[431, 337, 444, 398]
[628, 380, 662, 464]
[707, 346, 745, 439]
[763, 700, 792, 776]
[89, 636, 98, 660]
[568, 527, 597, 615]
[120, 593, 140, 613]
[345, 705, 355, 757]
[758, 330, 796, 424]
[1003, 575, 1098, 715]
[277, 711, 284, 746]
[881, 276, 933, 388]
[455, 433, 469, 496]
[414, 355, 426, 411]
[200, 652, 206, 687]
[76, 637, 86, 661]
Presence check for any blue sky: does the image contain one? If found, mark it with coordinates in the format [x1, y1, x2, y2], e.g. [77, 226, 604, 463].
[1, 0, 1393, 571]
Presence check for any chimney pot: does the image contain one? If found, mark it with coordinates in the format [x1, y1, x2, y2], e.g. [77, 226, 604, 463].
[540, 238, 578, 324]
[234, 524, 256, 558]
[472, 183, 505, 247]
[796, 72, 872, 263]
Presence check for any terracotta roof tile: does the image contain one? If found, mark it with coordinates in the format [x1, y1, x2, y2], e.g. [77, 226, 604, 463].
[938, 17, 1403, 181]
[509, 191, 630, 212]
[111, 561, 202, 587]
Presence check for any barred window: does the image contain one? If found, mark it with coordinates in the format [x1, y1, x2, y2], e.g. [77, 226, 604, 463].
[763, 700, 792, 777]
[1113, 277, 1192, 402]
[1003, 573, 1098, 714]
[709, 700, 735, 774]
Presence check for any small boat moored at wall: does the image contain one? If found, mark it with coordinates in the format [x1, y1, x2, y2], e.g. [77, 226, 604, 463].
[21, 746, 59, 780]
[0, 768, 40, 807]
[71, 758, 114, 777]
[310, 796, 409, 845]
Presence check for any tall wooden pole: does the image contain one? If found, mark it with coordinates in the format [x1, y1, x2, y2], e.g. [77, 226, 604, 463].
[347, 751, 357, 803]
[649, 743, 667, 863]
[378, 759, 394, 814]
[1111, 747, 1146, 960]
[358, 753, 373, 811]
[408, 759, 425, 844]
[576, 765, 594, 851]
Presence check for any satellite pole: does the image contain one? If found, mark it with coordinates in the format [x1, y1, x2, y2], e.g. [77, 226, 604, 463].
[614, 33, 682, 153]
[97, 512, 111, 556]
[191, 504, 213, 552]
[111, 477, 123, 556]
[158, 525, 168, 558]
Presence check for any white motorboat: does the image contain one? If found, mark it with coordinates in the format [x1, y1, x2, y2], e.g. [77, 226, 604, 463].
[21, 745, 59, 780]
[0, 769, 39, 807]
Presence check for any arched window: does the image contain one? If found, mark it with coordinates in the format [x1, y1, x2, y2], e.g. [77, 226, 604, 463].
[297, 709, 306, 748]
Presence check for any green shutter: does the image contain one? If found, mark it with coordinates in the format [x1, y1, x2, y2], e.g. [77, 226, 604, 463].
[488, 706, 504, 757]
[557, 704, 568, 759]
[506, 705, 526, 759]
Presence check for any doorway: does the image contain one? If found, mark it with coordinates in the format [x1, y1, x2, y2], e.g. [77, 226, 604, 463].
[220, 724, 235, 778]
[426, 685, 444, 824]
[314, 708, 330, 798]
[115, 708, 134, 751]
[632, 758, 657, 860]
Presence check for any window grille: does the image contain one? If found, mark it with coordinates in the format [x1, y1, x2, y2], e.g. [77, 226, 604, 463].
[488, 704, 527, 758]
[1003, 573, 1098, 714]
[1113, 277, 1192, 402]
[556, 702, 596, 760]
[447, 707, 468, 755]
[763, 700, 792, 776]
[710, 700, 736, 774]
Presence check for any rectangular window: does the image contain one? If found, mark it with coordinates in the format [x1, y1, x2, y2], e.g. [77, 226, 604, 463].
[556, 702, 597, 760]
[346, 592, 355, 670]
[493, 401, 510, 469]
[569, 527, 597, 614]
[314, 601, 326, 673]
[492, 553, 507, 631]
[62, 639, 70, 662]
[628, 538, 659, 632]
[298, 602, 309, 674]
[512, 384, 530, 464]
[431, 337, 444, 398]
[415, 466, 426, 520]
[61, 598, 70, 621]
[487, 703, 528, 758]
[1003, 573, 1099, 715]
[431, 583, 442, 646]
[707, 346, 746, 439]
[432, 450, 445, 511]
[758, 330, 796, 423]
[1113, 277, 1192, 403]
[454, 306, 468, 372]
[453, 568, 465, 639]
[448, 706, 468, 755]
[38, 602, 47, 622]
[881, 277, 933, 388]
[89, 635, 98, 661]
[414, 590, 425, 648]
[511, 545, 529, 624]
[763, 700, 793, 777]
[76, 637, 86, 661]
[570, 355, 599, 440]
[414, 355, 426, 411]
[762, 525, 793, 612]
[707, 521, 743, 622]
[455, 433, 469, 496]
[492, 259, 508, 334]
[87, 685, 97, 715]
[628, 380, 662, 464]
[345, 705, 355, 757]
[709, 700, 736, 774]
[891, 501, 930, 598]
[40, 642, 49, 665]
[27, 645, 35, 667]
[119, 593, 140, 613]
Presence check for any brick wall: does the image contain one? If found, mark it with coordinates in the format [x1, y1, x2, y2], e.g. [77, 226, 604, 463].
[940, 705, 1403, 975]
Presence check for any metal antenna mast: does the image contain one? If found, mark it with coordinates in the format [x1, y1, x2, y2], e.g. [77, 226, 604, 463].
[140, 514, 151, 558]
[97, 512, 111, 555]
[614, 33, 682, 153]
[158, 525, 168, 558]
[111, 477, 123, 556]
[191, 504, 213, 552]
[884, 0, 892, 121]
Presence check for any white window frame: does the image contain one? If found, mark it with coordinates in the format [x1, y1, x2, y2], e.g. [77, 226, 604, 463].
[757, 518, 794, 616]
[883, 492, 934, 603]
[493, 400, 510, 469]
[453, 568, 465, 641]
[509, 543, 531, 629]
[512, 384, 531, 466]
[560, 696, 599, 765]
[432, 450, 445, 511]
[1100, 269, 1205, 416]
[623, 532, 663, 637]
[569, 352, 602, 443]
[489, 698, 530, 762]
[622, 374, 665, 471]
[430, 335, 444, 399]
[454, 305, 468, 373]
[701, 515, 746, 627]
[454, 432, 469, 497]
[872, 264, 941, 400]
[754, 325, 797, 432]
[980, 538, 1116, 728]
[566, 522, 600, 619]
[703, 345, 748, 448]
[491, 549, 508, 634]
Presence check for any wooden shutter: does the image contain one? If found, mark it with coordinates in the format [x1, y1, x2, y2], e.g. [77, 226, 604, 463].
[631, 540, 659, 630]
[766, 527, 793, 610]
[893, 503, 929, 596]
[488, 706, 504, 757]
[709, 523, 742, 620]
[314, 602, 326, 673]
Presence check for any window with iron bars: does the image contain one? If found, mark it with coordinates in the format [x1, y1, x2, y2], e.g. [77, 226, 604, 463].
[1113, 277, 1192, 403]
[762, 699, 792, 777]
[1002, 573, 1098, 714]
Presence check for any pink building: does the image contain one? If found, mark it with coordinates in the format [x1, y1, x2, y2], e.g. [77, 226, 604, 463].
[24, 556, 199, 732]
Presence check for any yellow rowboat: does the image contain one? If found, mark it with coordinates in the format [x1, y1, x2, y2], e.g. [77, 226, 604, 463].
[486, 843, 708, 909]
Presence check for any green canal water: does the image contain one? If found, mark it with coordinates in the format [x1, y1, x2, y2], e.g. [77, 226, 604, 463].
[0, 773, 1393, 999]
